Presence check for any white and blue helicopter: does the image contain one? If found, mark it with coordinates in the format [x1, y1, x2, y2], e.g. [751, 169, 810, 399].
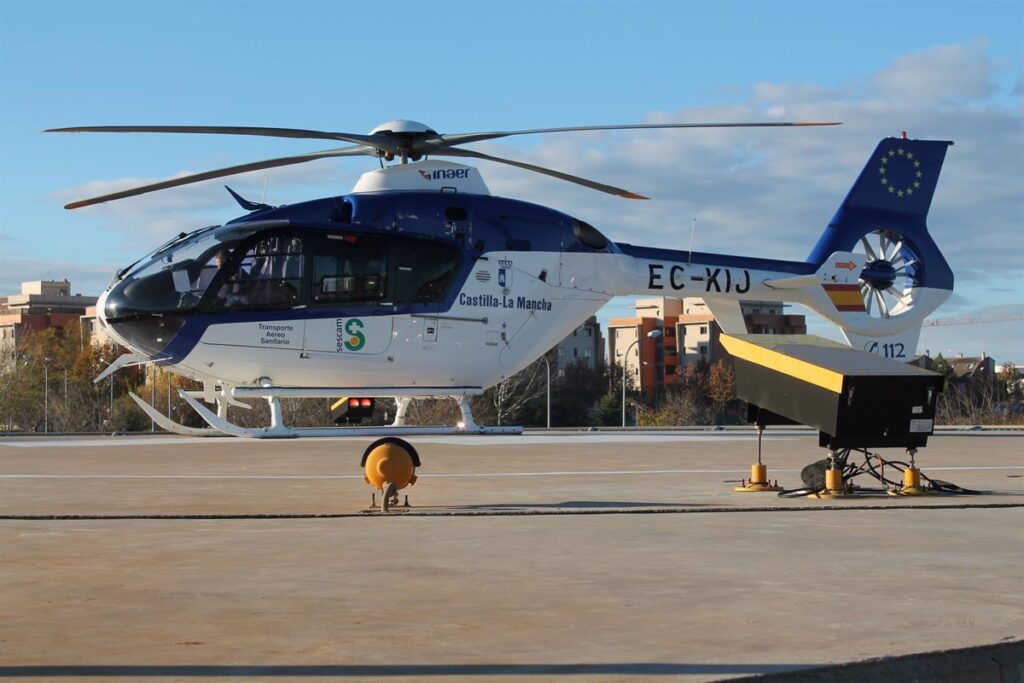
[50, 120, 953, 463]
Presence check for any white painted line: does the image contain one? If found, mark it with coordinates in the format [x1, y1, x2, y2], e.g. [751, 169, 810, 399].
[1, 465, 1022, 481]
[1, 474, 367, 479]
[0, 469, 758, 480]
[0, 437, 231, 448]
[1, 430, 1019, 449]
[0, 433, 801, 448]
[411, 434, 782, 445]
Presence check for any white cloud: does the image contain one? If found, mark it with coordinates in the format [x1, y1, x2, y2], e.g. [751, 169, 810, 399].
[871, 42, 997, 103]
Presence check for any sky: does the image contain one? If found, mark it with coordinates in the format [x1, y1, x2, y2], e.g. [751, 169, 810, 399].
[1, 0, 1022, 361]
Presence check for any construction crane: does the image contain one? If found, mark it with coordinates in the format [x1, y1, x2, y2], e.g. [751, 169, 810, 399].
[923, 312, 1024, 327]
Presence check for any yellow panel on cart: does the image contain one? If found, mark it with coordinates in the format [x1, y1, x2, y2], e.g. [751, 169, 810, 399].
[720, 335, 846, 394]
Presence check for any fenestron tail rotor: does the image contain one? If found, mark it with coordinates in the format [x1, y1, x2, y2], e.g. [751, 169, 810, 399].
[47, 118, 840, 208]
[854, 230, 921, 319]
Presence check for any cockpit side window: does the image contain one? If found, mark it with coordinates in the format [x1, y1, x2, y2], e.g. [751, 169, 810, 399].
[394, 238, 462, 304]
[209, 234, 304, 310]
[310, 234, 388, 305]
[107, 229, 246, 318]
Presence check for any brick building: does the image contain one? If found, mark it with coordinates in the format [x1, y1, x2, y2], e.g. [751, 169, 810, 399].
[0, 281, 98, 367]
[608, 296, 806, 400]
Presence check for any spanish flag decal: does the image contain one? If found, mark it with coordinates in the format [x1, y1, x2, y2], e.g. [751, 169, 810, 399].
[823, 283, 865, 312]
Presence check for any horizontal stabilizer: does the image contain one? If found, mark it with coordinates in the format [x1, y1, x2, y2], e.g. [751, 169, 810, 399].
[764, 251, 865, 292]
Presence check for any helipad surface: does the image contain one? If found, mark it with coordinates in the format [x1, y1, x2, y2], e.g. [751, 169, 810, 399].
[1, 430, 1022, 681]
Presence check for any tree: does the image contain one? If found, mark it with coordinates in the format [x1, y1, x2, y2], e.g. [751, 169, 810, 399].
[488, 358, 548, 426]
[588, 358, 638, 426]
[931, 353, 954, 389]
[405, 398, 461, 426]
[637, 386, 709, 426]
[590, 389, 623, 426]
[678, 361, 707, 396]
[633, 360, 741, 427]
[0, 324, 131, 432]
[706, 360, 737, 423]
[998, 363, 1023, 402]
[542, 360, 608, 426]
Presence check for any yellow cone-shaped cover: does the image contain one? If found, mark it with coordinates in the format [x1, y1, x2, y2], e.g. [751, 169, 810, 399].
[364, 442, 417, 491]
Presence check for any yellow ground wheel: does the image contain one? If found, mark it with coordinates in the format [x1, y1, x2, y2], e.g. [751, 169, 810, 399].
[361, 437, 420, 491]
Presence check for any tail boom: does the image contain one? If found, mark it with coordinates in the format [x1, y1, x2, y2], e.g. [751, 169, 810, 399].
[601, 135, 954, 360]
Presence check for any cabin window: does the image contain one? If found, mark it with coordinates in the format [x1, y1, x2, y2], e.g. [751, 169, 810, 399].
[210, 234, 304, 310]
[572, 220, 610, 249]
[310, 235, 388, 305]
[394, 239, 461, 304]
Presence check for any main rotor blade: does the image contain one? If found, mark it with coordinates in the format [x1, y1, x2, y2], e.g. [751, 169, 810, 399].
[64, 145, 374, 209]
[423, 121, 842, 152]
[435, 148, 648, 200]
[47, 125, 385, 149]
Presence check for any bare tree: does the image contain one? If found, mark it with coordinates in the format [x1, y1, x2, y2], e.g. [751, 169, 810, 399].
[405, 398, 462, 426]
[490, 359, 548, 426]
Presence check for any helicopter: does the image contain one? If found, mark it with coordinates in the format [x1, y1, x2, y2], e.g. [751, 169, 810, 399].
[49, 119, 953, 445]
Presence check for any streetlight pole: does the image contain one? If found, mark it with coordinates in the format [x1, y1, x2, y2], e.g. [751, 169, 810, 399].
[43, 359, 50, 434]
[542, 354, 551, 429]
[150, 365, 156, 432]
[622, 330, 662, 428]
[622, 339, 638, 428]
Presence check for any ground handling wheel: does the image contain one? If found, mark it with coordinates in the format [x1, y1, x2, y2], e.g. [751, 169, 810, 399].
[361, 437, 420, 512]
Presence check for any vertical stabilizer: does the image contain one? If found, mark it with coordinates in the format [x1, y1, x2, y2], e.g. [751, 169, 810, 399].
[802, 136, 954, 360]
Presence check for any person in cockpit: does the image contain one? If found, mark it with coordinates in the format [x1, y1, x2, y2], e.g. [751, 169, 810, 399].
[194, 249, 230, 294]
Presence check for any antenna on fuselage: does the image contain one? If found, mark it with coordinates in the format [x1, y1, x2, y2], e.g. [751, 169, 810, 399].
[688, 217, 697, 265]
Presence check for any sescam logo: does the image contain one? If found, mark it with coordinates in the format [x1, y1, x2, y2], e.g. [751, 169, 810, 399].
[418, 168, 471, 181]
[336, 318, 366, 352]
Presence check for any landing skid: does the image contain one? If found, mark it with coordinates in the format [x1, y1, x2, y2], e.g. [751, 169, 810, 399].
[128, 392, 222, 437]
[176, 390, 521, 439]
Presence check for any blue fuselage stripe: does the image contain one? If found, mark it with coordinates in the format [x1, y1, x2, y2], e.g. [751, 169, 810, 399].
[615, 243, 815, 275]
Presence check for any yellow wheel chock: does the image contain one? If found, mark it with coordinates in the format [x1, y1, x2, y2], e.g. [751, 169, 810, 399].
[361, 437, 420, 512]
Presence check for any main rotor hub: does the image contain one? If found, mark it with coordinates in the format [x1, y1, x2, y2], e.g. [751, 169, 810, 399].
[368, 119, 437, 135]
[368, 120, 438, 161]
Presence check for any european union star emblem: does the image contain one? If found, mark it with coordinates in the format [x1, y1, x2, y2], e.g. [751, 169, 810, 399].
[878, 147, 923, 199]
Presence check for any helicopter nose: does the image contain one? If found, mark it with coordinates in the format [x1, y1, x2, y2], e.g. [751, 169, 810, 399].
[95, 288, 134, 351]
[101, 279, 186, 357]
